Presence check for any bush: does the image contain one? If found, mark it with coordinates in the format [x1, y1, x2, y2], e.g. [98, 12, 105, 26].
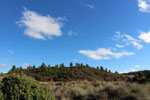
[1, 74, 55, 100]
[0, 91, 3, 100]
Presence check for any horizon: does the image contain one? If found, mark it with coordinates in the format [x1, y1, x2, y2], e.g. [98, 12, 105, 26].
[1, 0, 150, 73]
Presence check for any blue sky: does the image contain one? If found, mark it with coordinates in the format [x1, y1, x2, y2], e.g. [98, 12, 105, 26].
[1, 0, 150, 73]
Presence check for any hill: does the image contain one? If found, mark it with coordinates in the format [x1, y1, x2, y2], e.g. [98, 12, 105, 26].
[123, 70, 150, 83]
[7, 62, 127, 82]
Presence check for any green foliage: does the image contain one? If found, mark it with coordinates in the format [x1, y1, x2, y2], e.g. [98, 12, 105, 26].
[100, 66, 104, 71]
[8, 62, 124, 82]
[1, 74, 55, 100]
[9, 65, 16, 73]
[0, 89, 3, 100]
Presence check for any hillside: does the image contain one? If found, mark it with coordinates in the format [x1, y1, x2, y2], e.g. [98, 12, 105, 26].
[123, 70, 150, 83]
[7, 62, 127, 82]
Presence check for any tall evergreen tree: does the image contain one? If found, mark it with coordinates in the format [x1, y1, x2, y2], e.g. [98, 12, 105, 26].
[100, 66, 104, 71]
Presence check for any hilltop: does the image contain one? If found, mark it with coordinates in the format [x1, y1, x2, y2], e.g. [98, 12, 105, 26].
[7, 62, 127, 82]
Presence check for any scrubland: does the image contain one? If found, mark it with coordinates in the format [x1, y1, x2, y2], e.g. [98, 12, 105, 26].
[40, 80, 150, 100]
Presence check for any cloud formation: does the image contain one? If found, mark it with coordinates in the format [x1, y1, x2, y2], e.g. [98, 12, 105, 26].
[2, 58, 14, 63]
[116, 44, 125, 48]
[8, 50, 14, 55]
[84, 4, 96, 9]
[79, 48, 135, 60]
[135, 65, 141, 68]
[114, 32, 143, 49]
[17, 8, 63, 40]
[138, 31, 150, 43]
[138, 0, 150, 12]
[68, 30, 77, 36]
[0, 64, 10, 68]
[22, 63, 29, 68]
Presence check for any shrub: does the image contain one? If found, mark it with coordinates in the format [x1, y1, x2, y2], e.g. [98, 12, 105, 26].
[1, 74, 55, 100]
[0, 91, 3, 100]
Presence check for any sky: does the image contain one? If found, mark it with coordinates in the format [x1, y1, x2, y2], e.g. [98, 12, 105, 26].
[1, 0, 150, 73]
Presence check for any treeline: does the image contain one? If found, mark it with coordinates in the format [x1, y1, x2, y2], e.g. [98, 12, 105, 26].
[8, 62, 126, 82]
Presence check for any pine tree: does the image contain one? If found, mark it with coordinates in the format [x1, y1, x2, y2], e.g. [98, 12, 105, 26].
[11, 65, 17, 73]
[100, 66, 104, 71]
[70, 62, 73, 67]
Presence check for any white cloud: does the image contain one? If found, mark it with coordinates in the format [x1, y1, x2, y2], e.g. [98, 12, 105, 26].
[73, 59, 77, 62]
[120, 67, 138, 73]
[138, 31, 150, 43]
[114, 31, 122, 39]
[22, 63, 29, 68]
[8, 50, 14, 55]
[124, 34, 143, 49]
[2, 58, 14, 63]
[131, 68, 136, 72]
[135, 65, 141, 68]
[17, 8, 63, 40]
[68, 30, 77, 36]
[138, 0, 150, 12]
[84, 4, 95, 9]
[79, 48, 135, 60]
[119, 70, 129, 74]
[114, 32, 143, 49]
[0, 64, 10, 68]
[116, 44, 125, 48]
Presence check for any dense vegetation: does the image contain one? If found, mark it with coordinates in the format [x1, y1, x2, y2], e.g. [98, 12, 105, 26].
[8, 62, 127, 82]
[124, 70, 150, 83]
[1, 63, 150, 100]
[0, 74, 55, 100]
[42, 80, 150, 100]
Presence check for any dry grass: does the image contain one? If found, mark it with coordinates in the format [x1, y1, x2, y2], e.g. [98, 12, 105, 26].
[40, 80, 150, 100]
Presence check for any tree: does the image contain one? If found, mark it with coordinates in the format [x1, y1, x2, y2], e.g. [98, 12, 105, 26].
[55, 64, 59, 68]
[40, 62, 47, 69]
[33, 65, 36, 72]
[70, 62, 73, 67]
[9, 65, 16, 73]
[86, 64, 89, 67]
[100, 66, 104, 71]
[115, 71, 118, 74]
[48, 64, 51, 68]
[105, 68, 108, 72]
[60, 63, 65, 68]
[81, 63, 83, 67]
[97, 66, 99, 70]
[109, 70, 111, 73]
[40, 62, 47, 72]
[19, 67, 23, 74]
[1, 74, 55, 100]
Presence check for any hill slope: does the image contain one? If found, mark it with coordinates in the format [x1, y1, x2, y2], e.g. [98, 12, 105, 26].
[8, 62, 127, 82]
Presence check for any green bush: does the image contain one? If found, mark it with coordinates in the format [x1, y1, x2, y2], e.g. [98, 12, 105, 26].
[0, 91, 3, 100]
[1, 74, 55, 100]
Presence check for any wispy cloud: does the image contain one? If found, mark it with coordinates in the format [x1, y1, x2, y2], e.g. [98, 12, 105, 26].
[2, 58, 14, 63]
[84, 4, 96, 9]
[68, 30, 77, 36]
[22, 63, 29, 68]
[138, 31, 150, 43]
[79, 48, 135, 60]
[116, 44, 125, 48]
[8, 50, 14, 55]
[138, 0, 150, 12]
[17, 8, 64, 40]
[0, 64, 10, 68]
[120, 65, 141, 73]
[113, 31, 143, 49]
[135, 65, 141, 68]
